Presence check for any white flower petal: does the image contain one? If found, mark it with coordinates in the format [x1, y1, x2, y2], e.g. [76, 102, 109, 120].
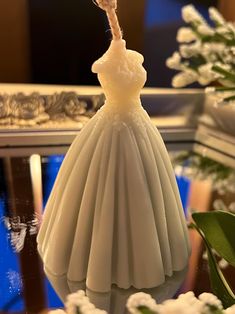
[205, 87, 216, 93]
[209, 7, 225, 25]
[166, 52, 182, 70]
[224, 304, 235, 314]
[127, 292, 158, 314]
[182, 5, 207, 25]
[180, 42, 201, 58]
[172, 70, 198, 88]
[198, 25, 214, 36]
[177, 27, 197, 43]
[199, 292, 223, 310]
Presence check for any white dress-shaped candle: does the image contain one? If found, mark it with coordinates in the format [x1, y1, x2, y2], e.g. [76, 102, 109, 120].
[37, 0, 190, 302]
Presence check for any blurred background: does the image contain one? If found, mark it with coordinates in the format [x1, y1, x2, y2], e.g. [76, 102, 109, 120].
[1, 0, 234, 88]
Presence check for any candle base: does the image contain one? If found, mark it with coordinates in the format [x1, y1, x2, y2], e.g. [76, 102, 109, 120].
[44, 264, 188, 313]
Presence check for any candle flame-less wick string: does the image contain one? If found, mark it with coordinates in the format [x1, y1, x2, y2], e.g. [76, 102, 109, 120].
[93, 0, 122, 40]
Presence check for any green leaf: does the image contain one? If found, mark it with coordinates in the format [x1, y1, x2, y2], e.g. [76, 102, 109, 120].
[192, 211, 235, 267]
[206, 240, 235, 308]
[206, 304, 224, 314]
[190, 222, 235, 308]
[138, 306, 157, 314]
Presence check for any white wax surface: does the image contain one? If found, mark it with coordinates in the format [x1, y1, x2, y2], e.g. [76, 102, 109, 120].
[37, 39, 191, 299]
[92, 40, 146, 109]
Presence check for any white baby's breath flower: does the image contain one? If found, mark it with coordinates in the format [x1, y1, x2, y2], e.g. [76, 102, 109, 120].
[216, 24, 235, 41]
[79, 303, 96, 312]
[178, 291, 202, 311]
[169, 4, 235, 92]
[87, 310, 107, 314]
[180, 42, 201, 58]
[198, 63, 219, 85]
[203, 54, 218, 63]
[177, 27, 196, 43]
[160, 299, 196, 314]
[65, 290, 107, 314]
[127, 292, 226, 314]
[172, 70, 198, 88]
[199, 292, 223, 311]
[198, 75, 213, 86]
[228, 202, 235, 213]
[202, 250, 209, 262]
[224, 304, 235, 314]
[166, 52, 183, 70]
[198, 25, 214, 36]
[216, 26, 229, 35]
[230, 47, 235, 56]
[216, 26, 235, 42]
[202, 43, 225, 58]
[223, 53, 234, 64]
[227, 22, 235, 35]
[67, 290, 86, 302]
[209, 7, 225, 26]
[127, 292, 158, 314]
[218, 258, 229, 269]
[182, 5, 207, 25]
[210, 62, 232, 85]
[213, 199, 227, 211]
[214, 62, 231, 72]
[214, 183, 227, 195]
[205, 87, 216, 93]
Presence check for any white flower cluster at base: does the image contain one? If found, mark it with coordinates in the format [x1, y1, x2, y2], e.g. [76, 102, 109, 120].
[127, 291, 225, 314]
[66, 291, 107, 314]
[127, 292, 158, 314]
[48, 290, 235, 314]
[226, 305, 235, 314]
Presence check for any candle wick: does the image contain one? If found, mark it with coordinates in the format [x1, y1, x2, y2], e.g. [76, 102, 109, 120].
[93, 0, 123, 40]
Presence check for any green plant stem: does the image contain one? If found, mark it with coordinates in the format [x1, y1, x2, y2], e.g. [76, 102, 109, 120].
[213, 32, 235, 45]
[223, 95, 235, 102]
[212, 66, 235, 83]
[215, 87, 235, 92]
[138, 306, 157, 314]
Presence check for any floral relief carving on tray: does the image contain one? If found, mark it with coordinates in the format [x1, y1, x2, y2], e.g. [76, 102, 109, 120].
[0, 92, 105, 128]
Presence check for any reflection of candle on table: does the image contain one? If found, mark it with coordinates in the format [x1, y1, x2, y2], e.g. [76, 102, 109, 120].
[37, 0, 190, 303]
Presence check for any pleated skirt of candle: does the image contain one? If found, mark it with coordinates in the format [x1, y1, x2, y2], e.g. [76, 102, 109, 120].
[37, 105, 191, 293]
